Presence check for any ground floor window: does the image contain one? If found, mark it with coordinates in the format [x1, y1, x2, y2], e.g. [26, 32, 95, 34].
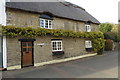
[85, 40, 92, 48]
[51, 40, 62, 52]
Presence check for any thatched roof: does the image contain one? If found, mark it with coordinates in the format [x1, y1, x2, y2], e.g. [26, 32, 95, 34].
[6, 2, 100, 24]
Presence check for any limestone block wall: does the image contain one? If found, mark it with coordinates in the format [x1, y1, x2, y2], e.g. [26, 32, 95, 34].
[6, 37, 21, 67]
[6, 8, 99, 32]
[6, 8, 40, 27]
[6, 36, 87, 67]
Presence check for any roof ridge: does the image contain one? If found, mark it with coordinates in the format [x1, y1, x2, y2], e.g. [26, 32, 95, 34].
[60, 1, 85, 11]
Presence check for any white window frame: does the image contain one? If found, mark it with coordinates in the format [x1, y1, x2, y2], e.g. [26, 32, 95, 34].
[85, 40, 92, 48]
[40, 18, 52, 29]
[85, 24, 91, 32]
[51, 40, 63, 52]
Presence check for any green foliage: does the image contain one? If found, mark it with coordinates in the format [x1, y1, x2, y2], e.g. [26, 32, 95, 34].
[111, 24, 118, 32]
[104, 39, 113, 51]
[104, 32, 118, 42]
[97, 48, 104, 55]
[99, 23, 113, 33]
[117, 33, 120, 42]
[92, 37, 105, 52]
[2, 25, 105, 52]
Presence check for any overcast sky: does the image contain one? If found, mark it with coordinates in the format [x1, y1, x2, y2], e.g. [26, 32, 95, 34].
[66, 0, 119, 24]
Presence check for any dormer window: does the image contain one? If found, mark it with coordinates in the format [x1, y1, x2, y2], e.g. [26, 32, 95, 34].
[85, 24, 91, 32]
[85, 21, 92, 32]
[40, 14, 53, 29]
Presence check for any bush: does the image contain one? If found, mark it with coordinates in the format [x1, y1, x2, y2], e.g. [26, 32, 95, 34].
[97, 48, 104, 55]
[104, 39, 113, 51]
[104, 32, 118, 42]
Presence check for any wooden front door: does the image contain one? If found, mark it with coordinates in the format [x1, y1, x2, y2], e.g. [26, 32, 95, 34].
[21, 42, 33, 67]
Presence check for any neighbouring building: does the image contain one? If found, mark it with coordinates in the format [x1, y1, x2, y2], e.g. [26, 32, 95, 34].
[1, 1, 100, 70]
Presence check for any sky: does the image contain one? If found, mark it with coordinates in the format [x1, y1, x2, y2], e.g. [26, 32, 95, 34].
[66, 0, 119, 24]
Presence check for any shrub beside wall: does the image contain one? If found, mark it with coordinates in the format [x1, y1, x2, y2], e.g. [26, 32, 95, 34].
[104, 39, 113, 51]
[104, 32, 118, 42]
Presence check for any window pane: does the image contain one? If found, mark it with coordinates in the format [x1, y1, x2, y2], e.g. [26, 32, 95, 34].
[45, 20, 48, 28]
[52, 42, 57, 50]
[40, 19, 44, 28]
[52, 41, 62, 51]
[22, 48, 26, 52]
[53, 47, 57, 50]
[28, 48, 32, 51]
[58, 42, 61, 50]
[49, 20, 52, 28]
[28, 42, 32, 46]
[22, 43, 26, 47]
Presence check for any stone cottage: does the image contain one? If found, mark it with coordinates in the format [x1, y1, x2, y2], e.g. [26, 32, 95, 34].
[1, 1, 100, 70]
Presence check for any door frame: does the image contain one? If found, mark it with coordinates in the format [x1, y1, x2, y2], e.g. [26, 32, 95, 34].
[18, 39, 36, 68]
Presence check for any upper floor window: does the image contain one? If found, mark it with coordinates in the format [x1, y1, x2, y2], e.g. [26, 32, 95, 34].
[40, 14, 53, 29]
[85, 24, 91, 32]
[40, 19, 52, 29]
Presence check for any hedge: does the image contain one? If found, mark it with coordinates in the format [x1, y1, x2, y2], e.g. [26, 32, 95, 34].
[2, 25, 105, 52]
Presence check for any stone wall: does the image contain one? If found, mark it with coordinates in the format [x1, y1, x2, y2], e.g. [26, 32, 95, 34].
[6, 36, 86, 67]
[6, 37, 21, 67]
[6, 8, 99, 32]
[6, 8, 97, 67]
[6, 8, 40, 27]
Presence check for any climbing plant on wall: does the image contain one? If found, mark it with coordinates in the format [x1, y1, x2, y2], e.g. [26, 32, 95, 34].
[2, 25, 105, 52]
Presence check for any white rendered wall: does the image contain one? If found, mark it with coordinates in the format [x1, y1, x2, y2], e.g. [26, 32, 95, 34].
[0, 0, 7, 68]
[0, 0, 6, 26]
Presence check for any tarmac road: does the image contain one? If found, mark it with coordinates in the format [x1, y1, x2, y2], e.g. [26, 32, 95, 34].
[2, 50, 118, 78]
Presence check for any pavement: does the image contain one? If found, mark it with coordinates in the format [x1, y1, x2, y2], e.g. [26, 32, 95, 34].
[2, 50, 118, 78]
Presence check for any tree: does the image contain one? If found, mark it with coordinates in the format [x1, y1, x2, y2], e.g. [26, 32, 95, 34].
[103, 24, 120, 42]
[111, 24, 118, 32]
[99, 23, 113, 33]
[104, 32, 118, 42]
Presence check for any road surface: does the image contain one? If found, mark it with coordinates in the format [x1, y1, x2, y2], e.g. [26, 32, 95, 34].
[2, 50, 118, 78]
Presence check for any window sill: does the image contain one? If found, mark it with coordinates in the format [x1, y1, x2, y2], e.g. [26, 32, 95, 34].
[40, 27, 53, 29]
[52, 51, 64, 56]
[85, 48, 93, 52]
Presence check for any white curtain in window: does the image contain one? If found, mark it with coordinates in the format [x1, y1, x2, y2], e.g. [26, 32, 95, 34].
[85, 40, 92, 48]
